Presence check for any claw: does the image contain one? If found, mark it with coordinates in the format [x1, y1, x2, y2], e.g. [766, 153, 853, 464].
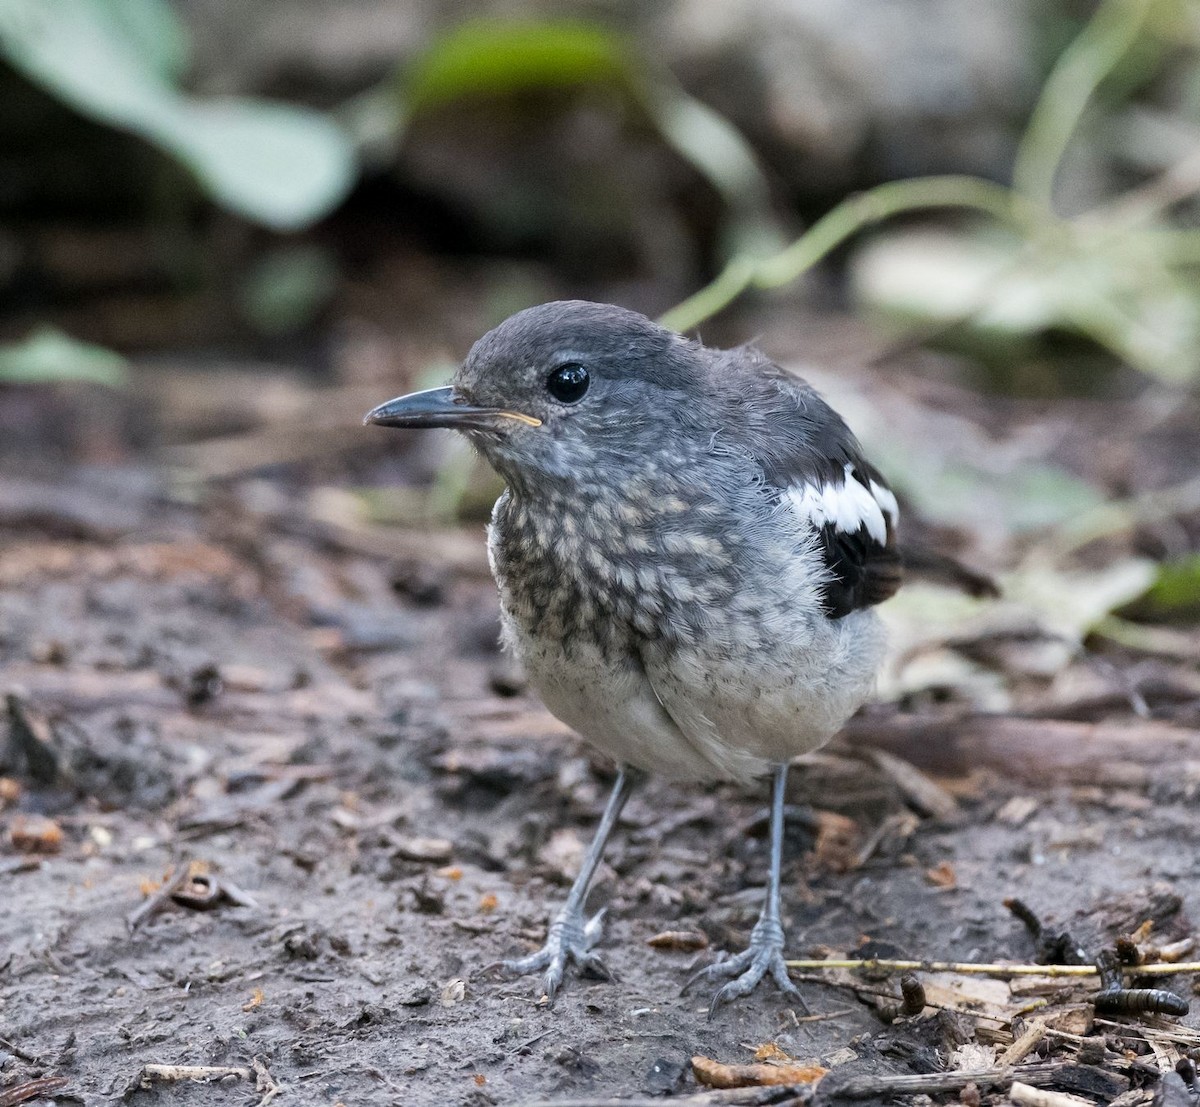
[492, 905, 614, 1002]
[686, 920, 808, 1018]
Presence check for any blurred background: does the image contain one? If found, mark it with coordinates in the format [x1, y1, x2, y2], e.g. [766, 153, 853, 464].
[1, 0, 1199, 706]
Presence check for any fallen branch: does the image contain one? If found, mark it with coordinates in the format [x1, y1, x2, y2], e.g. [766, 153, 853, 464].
[840, 713, 1200, 787]
[821, 1061, 1127, 1100]
[521, 1062, 1128, 1106]
[523, 1088, 813, 1107]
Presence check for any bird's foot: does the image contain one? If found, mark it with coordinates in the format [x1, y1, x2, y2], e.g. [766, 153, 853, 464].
[684, 917, 807, 1018]
[490, 907, 613, 1002]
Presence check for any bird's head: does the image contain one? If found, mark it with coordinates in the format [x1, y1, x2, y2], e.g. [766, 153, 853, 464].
[365, 301, 709, 487]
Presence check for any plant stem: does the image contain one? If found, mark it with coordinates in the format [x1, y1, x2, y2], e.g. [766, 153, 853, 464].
[1012, 0, 1157, 210]
[785, 957, 1200, 978]
[660, 176, 1027, 333]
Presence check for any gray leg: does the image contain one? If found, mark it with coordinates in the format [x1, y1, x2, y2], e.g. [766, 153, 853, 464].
[685, 763, 807, 1017]
[493, 767, 635, 1001]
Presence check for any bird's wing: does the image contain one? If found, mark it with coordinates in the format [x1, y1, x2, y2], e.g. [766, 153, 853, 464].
[783, 457, 903, 617]
[733, 356, 903, 618]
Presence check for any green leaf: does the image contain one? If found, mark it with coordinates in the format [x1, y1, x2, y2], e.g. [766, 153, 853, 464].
[95, 0, 188, 81]
[403, 19, 631, 112]
[162, 99, 356, 231]
[1118, 553, 1200, 621]
[0, 0, 356, 229]
[0, 328, 128, 386]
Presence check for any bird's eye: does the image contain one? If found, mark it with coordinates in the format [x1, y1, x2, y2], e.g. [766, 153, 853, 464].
[546, 362, 589, 404]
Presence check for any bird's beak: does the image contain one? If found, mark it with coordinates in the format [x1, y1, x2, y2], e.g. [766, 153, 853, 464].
[363, 386, 541, 432]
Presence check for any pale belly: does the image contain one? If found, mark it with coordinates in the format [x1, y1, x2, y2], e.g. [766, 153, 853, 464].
[502, 606, 886, 784]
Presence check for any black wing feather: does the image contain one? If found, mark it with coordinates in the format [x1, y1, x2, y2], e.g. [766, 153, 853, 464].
[722, 351, 903, 619]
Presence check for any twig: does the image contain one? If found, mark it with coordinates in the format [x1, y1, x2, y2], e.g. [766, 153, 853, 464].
[126, 863, 191, 932]
[0, 1038, 45, 1065]
[789, 974, 1009, 1023]
[822, 1062, 1125, 1100]
[1008, 1083, 1094, 1107]
[0, 1078, 69, 1107]
[784, 957, 1200, 979]
[522, 1088, 811, 1107]
[1001, 1019, 1048, 1066]
[130, 1064, 252, 1090]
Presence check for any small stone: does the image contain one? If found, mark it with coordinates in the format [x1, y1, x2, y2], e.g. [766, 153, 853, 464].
[397, 984, 431, 1007]
[643, 1057, 688, 1096]
[393, 836, 453, 863]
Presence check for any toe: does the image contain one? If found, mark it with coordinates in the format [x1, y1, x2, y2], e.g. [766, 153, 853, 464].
[578, 951, 615, 981]
[681, 948, 754, 994]
[770, 958, 809, 1012]
[682, 957, 728, 995]
[494, 948, 552, 977]
[707, 977, 751, 1019]
[540, 960, 566, 1003]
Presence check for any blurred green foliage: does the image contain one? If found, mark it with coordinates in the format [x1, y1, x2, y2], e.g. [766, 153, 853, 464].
[1121, 553, 1200, 620]
[0, 0, 355, 229]
[238, 246, 340, 335]
[346, 18, 780, 260]
[0, 327, 128, 385]
[666, 0, 1200, 386]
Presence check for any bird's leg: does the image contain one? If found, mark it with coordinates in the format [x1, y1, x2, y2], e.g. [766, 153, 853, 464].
[685, 762, 807, 1017]
[493, 767, 635, 1002]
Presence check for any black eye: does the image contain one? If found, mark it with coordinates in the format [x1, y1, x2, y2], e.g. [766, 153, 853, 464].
[546, 362, 589, 404]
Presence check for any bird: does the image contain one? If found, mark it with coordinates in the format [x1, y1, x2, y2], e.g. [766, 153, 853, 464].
[365, 300, 904, 1015]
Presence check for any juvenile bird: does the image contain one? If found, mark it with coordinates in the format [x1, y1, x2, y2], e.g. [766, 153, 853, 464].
[366, 301, 902, 1014]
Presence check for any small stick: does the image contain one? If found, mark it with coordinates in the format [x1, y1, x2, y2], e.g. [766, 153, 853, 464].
[0, 1077, 69, 1107]
[134, 1064, 252, 1086]
[126, 864, 191, 932]
[1000, 1020, 1047, 1066]
[790, 973, 1010, 1023]
[784, 957, 1200, 978]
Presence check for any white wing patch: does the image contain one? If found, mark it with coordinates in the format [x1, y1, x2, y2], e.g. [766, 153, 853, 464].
[785, 463, 898, 544]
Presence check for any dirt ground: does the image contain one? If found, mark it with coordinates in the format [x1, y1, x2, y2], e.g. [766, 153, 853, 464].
[3, 333, 1200, 1107]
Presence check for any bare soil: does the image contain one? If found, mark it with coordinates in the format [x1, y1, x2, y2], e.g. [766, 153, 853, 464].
[2, 362, 1200, 1107]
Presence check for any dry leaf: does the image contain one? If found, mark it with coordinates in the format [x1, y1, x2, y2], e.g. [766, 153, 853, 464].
[647, 930, 709, 952]
[996, 796, 1038, 826]
[8, 814, 64, 854]
[925, 860, 957, 889]
[753, 1042, 793, 1062]
[812, 811, 861, 873]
